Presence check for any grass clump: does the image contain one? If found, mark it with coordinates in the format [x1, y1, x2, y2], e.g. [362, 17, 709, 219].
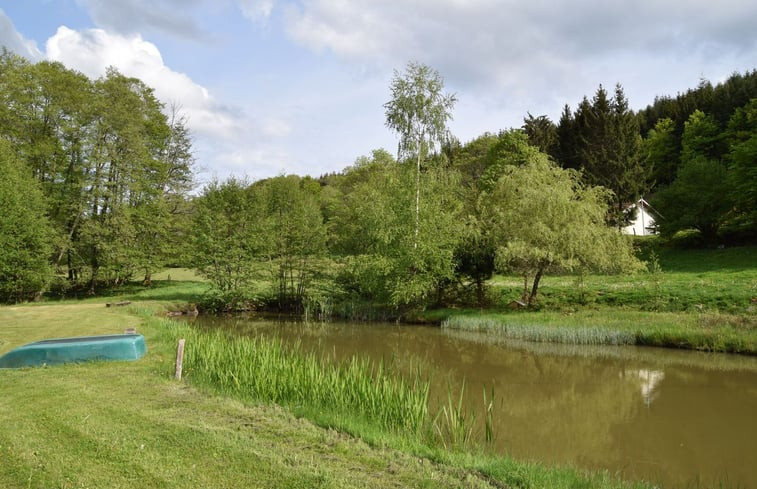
[442, 315, 637, 346]
[161, 320, 430, 435]
[441, 310, 757, 354]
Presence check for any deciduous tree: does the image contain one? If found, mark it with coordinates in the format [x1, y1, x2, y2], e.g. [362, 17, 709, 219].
[0, 139, 55, 302]
[384, 62, 456, 249]
[481, 153, 639, 305]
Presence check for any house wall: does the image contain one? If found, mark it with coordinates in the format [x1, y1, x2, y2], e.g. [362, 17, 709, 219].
[623, 204, 656, 236]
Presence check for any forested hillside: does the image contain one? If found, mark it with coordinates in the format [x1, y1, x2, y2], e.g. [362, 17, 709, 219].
[1, 51, 754, 310]
[535, 71, 757, 240]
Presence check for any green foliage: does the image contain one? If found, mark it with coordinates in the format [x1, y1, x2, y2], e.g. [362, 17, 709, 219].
[636, 72, 757, 238]
[638, 69, 757, 137]
[482, 154, 640, 305]
[680, 109, 723, 162]
[584, 85, 649, 225]
[725, 99, 757, 231]
[384, 61, 456, 162]
[555, 85, 649, 228]
[260, 175, 328, 309]
[433, 382, 476, 451]
[192, 175, 327, 311]
[330, 153, 464, 307]
[192, 178, 260, 295]
[384, 62, 456, 250]
[0, 139, 54, 302]
[477, 130, 543, 192]
[643, 117, 679, 187]
[0, 53, 196, 293]
[169, 322, 430, 435]
[522, 112, 558, 156]
[652, 156, 732, 242]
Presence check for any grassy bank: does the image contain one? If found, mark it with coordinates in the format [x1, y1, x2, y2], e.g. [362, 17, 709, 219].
[0, 295, 657, 489]
[441, 308, 756, 354]
[430, 245, 756, 354]
[486, 244, 756, 313]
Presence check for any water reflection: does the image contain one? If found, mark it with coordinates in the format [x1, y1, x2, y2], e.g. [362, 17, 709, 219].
[630, 369, 665, 407]
[184, 315, 757, 489]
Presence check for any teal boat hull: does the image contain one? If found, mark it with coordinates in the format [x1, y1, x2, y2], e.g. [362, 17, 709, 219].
[0, 334, 146, 368]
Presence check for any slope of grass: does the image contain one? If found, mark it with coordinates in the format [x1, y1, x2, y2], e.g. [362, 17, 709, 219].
[488, 244, 756, 314]
[437, 245, 756, 354]
[0, 301, 488, 489]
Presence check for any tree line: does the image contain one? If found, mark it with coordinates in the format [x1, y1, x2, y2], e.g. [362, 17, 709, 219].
[1, 51, 754, 310]
[525, 70, 757, 241]
[0, 50, 193, 301]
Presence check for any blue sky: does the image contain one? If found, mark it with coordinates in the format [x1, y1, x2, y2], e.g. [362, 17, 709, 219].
[1, 0, 756, 187]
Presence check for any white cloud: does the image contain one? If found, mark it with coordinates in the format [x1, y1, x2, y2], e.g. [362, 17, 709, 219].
[45, 26, 239, 140]
[238, 0, 276, 22]
[284, 0, 757, 114]
[0, 9, 43, 60]
[41, 25, 301, 184]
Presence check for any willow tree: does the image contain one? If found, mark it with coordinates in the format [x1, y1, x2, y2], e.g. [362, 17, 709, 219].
[481, 153, 640, 305]
[384, 62, 456, 249]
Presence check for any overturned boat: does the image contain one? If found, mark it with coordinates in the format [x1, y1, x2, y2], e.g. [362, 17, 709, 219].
[0, 334, 146, 368]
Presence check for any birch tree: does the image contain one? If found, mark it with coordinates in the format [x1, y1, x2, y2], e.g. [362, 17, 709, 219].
[384, 62, 456, 249]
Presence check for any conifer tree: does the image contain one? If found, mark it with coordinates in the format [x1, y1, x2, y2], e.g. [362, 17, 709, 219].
[578, 85, 647, 227]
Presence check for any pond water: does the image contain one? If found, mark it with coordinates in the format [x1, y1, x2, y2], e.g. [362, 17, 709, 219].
[186, 315, 757, 488]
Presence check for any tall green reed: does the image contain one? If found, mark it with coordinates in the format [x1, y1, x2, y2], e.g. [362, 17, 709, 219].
[161, 321, 429, 435]
[442, 316, 636, 346]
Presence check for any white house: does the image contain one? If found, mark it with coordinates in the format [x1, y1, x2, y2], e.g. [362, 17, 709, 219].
[622, 198, 658, 236]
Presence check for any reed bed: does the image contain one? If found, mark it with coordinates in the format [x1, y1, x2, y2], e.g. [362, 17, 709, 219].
[442, 315, 637, 346]
[161, 320, 429, 435]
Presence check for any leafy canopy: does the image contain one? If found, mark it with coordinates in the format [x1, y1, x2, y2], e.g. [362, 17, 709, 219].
[482, 153, 640, 304]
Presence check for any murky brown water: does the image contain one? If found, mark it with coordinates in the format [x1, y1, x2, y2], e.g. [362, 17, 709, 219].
[187, 315, 757, 488]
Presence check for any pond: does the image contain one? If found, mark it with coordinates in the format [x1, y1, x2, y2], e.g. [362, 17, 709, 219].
[185, 315, 757, 488]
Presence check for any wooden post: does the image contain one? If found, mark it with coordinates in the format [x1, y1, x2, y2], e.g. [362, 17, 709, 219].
[175, 339, 185, 381]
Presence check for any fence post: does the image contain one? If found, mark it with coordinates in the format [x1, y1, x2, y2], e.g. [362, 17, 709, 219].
[175, 339, 186, 381]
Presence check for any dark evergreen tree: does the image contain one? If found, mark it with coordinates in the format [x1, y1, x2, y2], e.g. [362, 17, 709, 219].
[724, 99, 757, 234]
[578, 85, 647, 227]
[522, 112, 558, 157]
[555, 104, 582, 170]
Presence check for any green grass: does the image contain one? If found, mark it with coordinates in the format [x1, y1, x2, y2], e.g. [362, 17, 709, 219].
[441, 309, 757, 354]
[151, 267, 205, 282]
[488, 245, 756, 314]
[166, 319, 430, 435]
[434, 245, 757, 354]
[0, 294, 656, 489]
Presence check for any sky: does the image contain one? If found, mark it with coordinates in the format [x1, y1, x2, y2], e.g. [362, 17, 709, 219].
[1, 0, 756, 187]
